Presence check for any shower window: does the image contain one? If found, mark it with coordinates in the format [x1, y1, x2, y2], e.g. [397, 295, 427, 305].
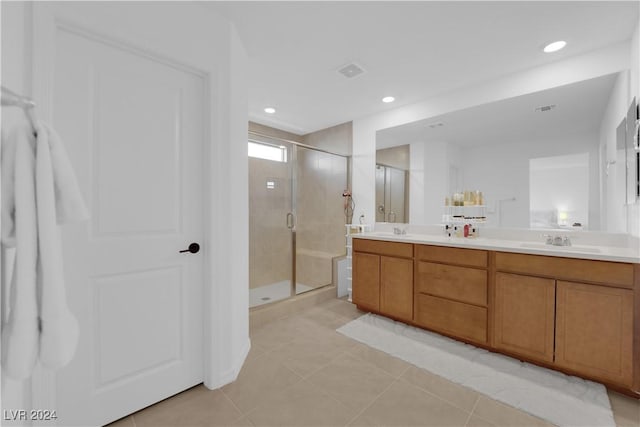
[248, 141, 287, 162]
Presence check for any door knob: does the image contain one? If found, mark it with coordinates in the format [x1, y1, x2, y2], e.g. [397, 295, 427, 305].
[179, 243, 200, 254]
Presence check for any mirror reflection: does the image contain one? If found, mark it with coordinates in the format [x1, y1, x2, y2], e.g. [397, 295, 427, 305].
[376, 72, 631, 232]
[375, 145, 409, 223]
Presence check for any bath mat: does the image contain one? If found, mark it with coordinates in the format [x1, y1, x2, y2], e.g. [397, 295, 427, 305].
[337, 313, 615, 427]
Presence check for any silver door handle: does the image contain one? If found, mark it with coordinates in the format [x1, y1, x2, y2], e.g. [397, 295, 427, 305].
[286, 212, 295, 229]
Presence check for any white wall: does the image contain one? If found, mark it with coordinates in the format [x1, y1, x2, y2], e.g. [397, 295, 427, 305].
[408, 142, 425, 223]
[1, 0, 249, 418]
[599, 71, 630, 233]
[628, 19, 640, 237]
[459, 131, 600, 229]
[530, 153, 590, 228]
[353, 42, 631, 226]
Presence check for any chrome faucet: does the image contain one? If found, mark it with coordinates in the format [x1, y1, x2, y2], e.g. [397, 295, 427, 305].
[543, 234, 571, 246]
[393, 227, 407, 235]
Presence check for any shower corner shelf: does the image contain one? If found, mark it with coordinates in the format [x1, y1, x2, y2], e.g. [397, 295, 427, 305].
[344, 224, 372, 302]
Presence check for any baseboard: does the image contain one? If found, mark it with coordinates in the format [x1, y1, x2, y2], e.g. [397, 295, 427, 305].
[203, 337, 251, 390]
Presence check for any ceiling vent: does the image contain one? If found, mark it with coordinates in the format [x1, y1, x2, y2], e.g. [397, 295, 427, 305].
[535, 104, 556, 112]
[425, 122, 444, 129]
[337, 62, 365, 79]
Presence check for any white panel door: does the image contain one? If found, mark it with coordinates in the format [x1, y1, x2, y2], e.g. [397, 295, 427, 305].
[51, 25, 205, 426]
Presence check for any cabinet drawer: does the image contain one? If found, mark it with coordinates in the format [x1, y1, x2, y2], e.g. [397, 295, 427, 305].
[353, 238, 413, 258]
[414, 294, 487, 344]
[495, 252, 634, 288]
[415, 245, 487, 268]
[416, 262, 487, 306]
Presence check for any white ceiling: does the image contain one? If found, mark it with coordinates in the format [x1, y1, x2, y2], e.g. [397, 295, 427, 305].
[213, 1, 638, 135]
[376, 72, 619, 149]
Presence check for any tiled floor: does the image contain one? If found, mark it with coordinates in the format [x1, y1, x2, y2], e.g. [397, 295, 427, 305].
[110, 298, 640, 427]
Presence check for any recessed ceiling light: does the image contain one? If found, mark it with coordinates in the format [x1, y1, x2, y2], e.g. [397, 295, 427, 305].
[382, 96, 395, 103]
[543, 40, 566, 53]
[264, 107, 276, 114]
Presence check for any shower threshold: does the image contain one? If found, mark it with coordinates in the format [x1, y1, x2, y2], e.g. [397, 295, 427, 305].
[249, 280, 314, 308]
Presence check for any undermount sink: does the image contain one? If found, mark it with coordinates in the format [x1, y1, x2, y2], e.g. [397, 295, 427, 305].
[519, 242, 601, 254]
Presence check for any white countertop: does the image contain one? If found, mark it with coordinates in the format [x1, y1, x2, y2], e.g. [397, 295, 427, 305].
[353, 231, 640, 263]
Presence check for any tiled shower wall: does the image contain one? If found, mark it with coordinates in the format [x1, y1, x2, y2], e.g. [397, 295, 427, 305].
[295, 148, 348, 288]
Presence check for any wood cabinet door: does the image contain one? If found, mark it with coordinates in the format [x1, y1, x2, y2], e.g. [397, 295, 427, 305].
[555, 281, 633, 386]
[352, 252, 380, 311]
[380, 256, 414, 321]
[493, 273, 556, 363]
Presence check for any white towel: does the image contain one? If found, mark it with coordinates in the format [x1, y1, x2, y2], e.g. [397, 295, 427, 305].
[1, 126, 40, 379]
[35, 123, 87, 369]
[1, 122, 88, 378]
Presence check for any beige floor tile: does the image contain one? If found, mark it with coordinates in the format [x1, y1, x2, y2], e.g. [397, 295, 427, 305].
[349, 379, 471, 426]
[306, 352, 396, 411]
[266, 331, 347, 377]
[105, 415, 136, 427]
[245, 343, 266, 363]
[346, 341, 411, 377]
[472, 396, 554, 427]
[465, 414, 497, 427]
[229, 416, 256, 426]
[133, 386, 244, 427]
[401, 366, 479, 412]
[608, 391, 640, 427]
[320, 298, 364, 321]
[221, 353, 302, 413]
[249, 317, 305, 351]
[246, 379, 357, 426]
[292, 304, 354, 330]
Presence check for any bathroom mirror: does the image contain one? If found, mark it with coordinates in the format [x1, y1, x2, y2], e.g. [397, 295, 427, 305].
[376, 72, 631, 231]
[376, 145, 409, 223]
[626, 97, 639, 203]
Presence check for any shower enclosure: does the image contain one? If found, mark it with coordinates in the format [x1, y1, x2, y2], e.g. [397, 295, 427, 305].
[375, 164, 407, 223]
[248, 132, 348, 307]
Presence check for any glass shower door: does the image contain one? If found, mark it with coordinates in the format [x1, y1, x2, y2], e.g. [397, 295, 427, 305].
[248, 138, 294, 307]
[294, 146, 348, 294]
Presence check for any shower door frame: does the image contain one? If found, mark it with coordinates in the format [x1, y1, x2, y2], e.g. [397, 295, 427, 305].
[249, 130, 349, 301]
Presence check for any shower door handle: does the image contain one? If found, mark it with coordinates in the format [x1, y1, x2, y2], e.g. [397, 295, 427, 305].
[286, 212, 295, 229]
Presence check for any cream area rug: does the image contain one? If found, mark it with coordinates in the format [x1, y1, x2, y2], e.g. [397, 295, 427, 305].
[337, 313, 615, 427]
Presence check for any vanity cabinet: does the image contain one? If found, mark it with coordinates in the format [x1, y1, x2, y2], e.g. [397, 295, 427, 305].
[351, 238, 639, 393]
[352, 239, 413, 321]
[414, 245, 488, 344]
[495, 252, 635, 387]
[493, 272, 555, 363]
